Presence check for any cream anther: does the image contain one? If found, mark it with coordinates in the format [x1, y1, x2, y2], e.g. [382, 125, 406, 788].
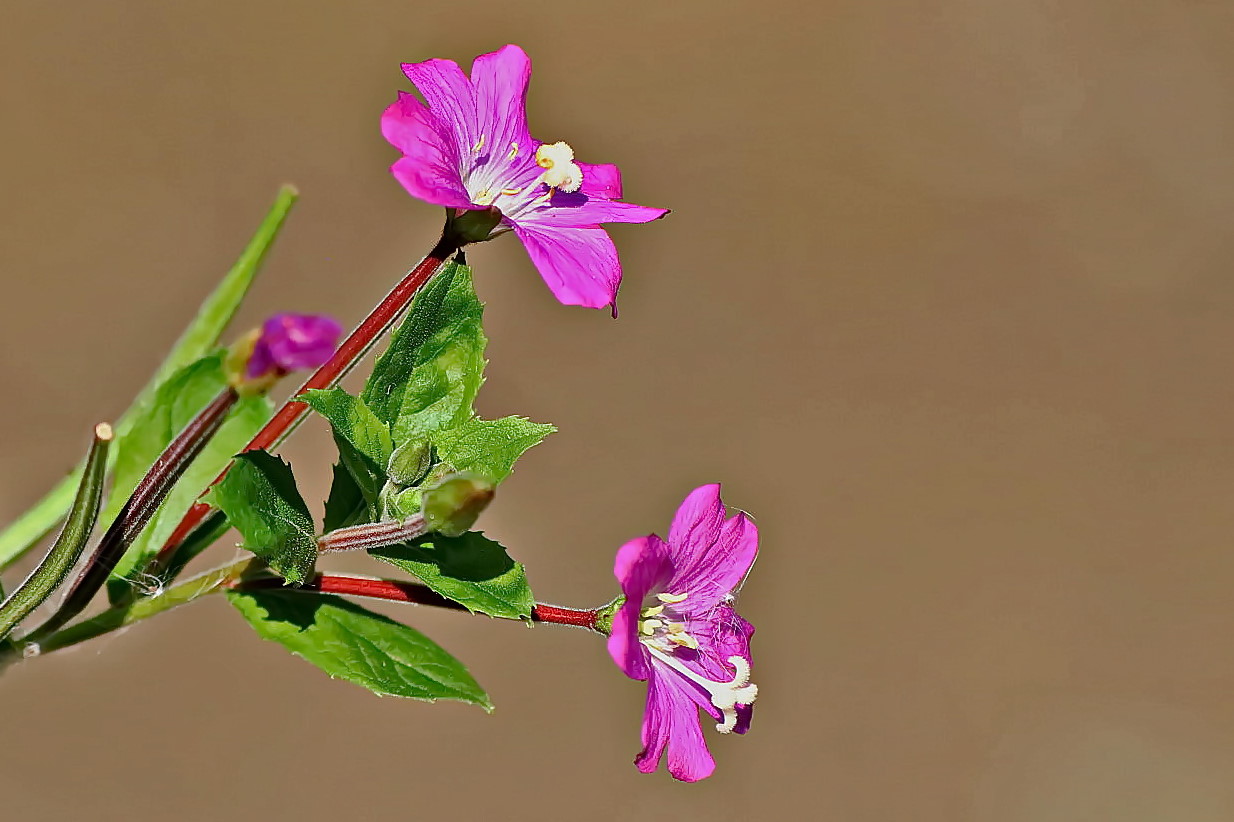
[500, 187, 523, 196]
[640, 604, 665, 617]
[508, 142, 520, 159]
[656, 592, 688, 604]
[535, 141, 583, 193]
[472, 135, 486, 153]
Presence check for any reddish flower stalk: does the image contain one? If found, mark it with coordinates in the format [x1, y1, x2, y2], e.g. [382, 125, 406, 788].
[316, 516, 427, 553]
[238, 573, 600, 630]
[154, 234, 460, 571]
[26, 389, 240, 642]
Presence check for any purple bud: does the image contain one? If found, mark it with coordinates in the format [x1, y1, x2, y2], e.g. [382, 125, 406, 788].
[247, 313, 344, 379]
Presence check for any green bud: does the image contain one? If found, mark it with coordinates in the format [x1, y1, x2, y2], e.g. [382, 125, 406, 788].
[380, 484, 424, 520]
[446, 206, 503, 244]
[422, 473, 494, 537]
[387, 440, 433, 487]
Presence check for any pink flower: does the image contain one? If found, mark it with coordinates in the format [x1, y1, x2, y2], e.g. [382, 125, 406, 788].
[382, 45, 668, 310]
[607, 485, 759, 782]
[247, 313, 343, 378]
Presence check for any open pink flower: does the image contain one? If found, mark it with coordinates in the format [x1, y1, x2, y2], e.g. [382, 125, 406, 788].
[382, 44, 668, 310]
[607, 484, 759, 782]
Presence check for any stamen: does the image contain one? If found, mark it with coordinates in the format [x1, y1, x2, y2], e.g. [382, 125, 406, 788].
[473, 189, 495, 206]
[472, 135, 486, 153]
[640, 605, 665, 617]
[640, 618, 664, 636]
[657, 592, 688, 604]
[643, 646, 758, 734]
[500, 187, 523, 196]
[508, 142, 519, 159]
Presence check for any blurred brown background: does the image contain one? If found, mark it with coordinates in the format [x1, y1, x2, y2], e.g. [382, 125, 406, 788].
[4, 1, 1234, 819]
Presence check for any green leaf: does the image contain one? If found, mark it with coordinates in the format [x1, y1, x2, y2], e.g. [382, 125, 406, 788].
[227, 588, 491, 708]
[431, 416, 555, 484]
[301, 388, 393, 512]
[108, 391, 272, 600]
[361, 262, 486, 443]
[0, 186, 297, 572]
[370, 532, 534, 620]
[205, 452, 316, 585]
[322, 463, 368, 532]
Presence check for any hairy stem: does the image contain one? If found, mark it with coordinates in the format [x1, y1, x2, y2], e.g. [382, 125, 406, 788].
[316, 516, 428, 553]
[30, 557, 262, 656]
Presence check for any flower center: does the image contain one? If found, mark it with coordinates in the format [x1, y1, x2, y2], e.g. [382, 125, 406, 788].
[637, 592, 758, 734]
[535, 141, 583, 194]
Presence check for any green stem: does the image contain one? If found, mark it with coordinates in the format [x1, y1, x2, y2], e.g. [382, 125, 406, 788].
[30, 557, 260, 656]
[0, 424, 112, 641]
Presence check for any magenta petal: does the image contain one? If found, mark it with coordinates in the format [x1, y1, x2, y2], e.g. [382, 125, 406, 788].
[248, 313, 344, 378]
[608, 535, 672, 681]
[529, 195, 669, 229]
[400, 57, 478, 154]
[390, 157, 472, 209]
[668, 484, 726, 563]
[471, 45, 533, 157]
[382, 92, 439, 157]
[513, 223, 622, 309]
[668, 486, 759, 608]
[636, 669, 717, 782]
[578, 162, 623, 199]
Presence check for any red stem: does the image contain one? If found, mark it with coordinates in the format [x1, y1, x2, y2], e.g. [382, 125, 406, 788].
[153, 234, 459, 569]
[238, 574, 600, 630]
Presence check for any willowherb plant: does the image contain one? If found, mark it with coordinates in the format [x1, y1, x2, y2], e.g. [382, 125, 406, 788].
[0, 44, 758, 783]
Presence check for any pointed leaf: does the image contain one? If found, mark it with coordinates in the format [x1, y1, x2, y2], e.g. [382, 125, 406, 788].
[301, 388, 393, 512]
[323, 463, 368, 532]
[0, 186, 297, 571]
[361, 262, 486, 442]
[227, 588, 491, 708]
[370, 532, 534, 620]
[431, 416, 554, 484]
[206, 451, 316, 584]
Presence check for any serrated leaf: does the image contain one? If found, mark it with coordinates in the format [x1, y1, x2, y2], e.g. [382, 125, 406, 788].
[301, 388, 393, 513]
[361, 262, 486, 443]
[107, 391, 272, 600]
[323, 463, 368, 532]
[0, 187, 297, 572]
[206, 451, 316, 585]
[370, 532, 534, 620]
[227, 588, 491, 708]
[431, 416, 555, 484]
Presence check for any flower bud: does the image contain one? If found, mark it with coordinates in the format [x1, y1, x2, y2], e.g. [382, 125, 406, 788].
[380, 484, 423, 520]
[226, 313, 344, 396]
[387, 440, 433, 487]
[421, 473, 494, 537]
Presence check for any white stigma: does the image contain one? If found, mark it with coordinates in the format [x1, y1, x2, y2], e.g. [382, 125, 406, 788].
[535, 141, 583, 193]
[645, 645, 758, 734]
